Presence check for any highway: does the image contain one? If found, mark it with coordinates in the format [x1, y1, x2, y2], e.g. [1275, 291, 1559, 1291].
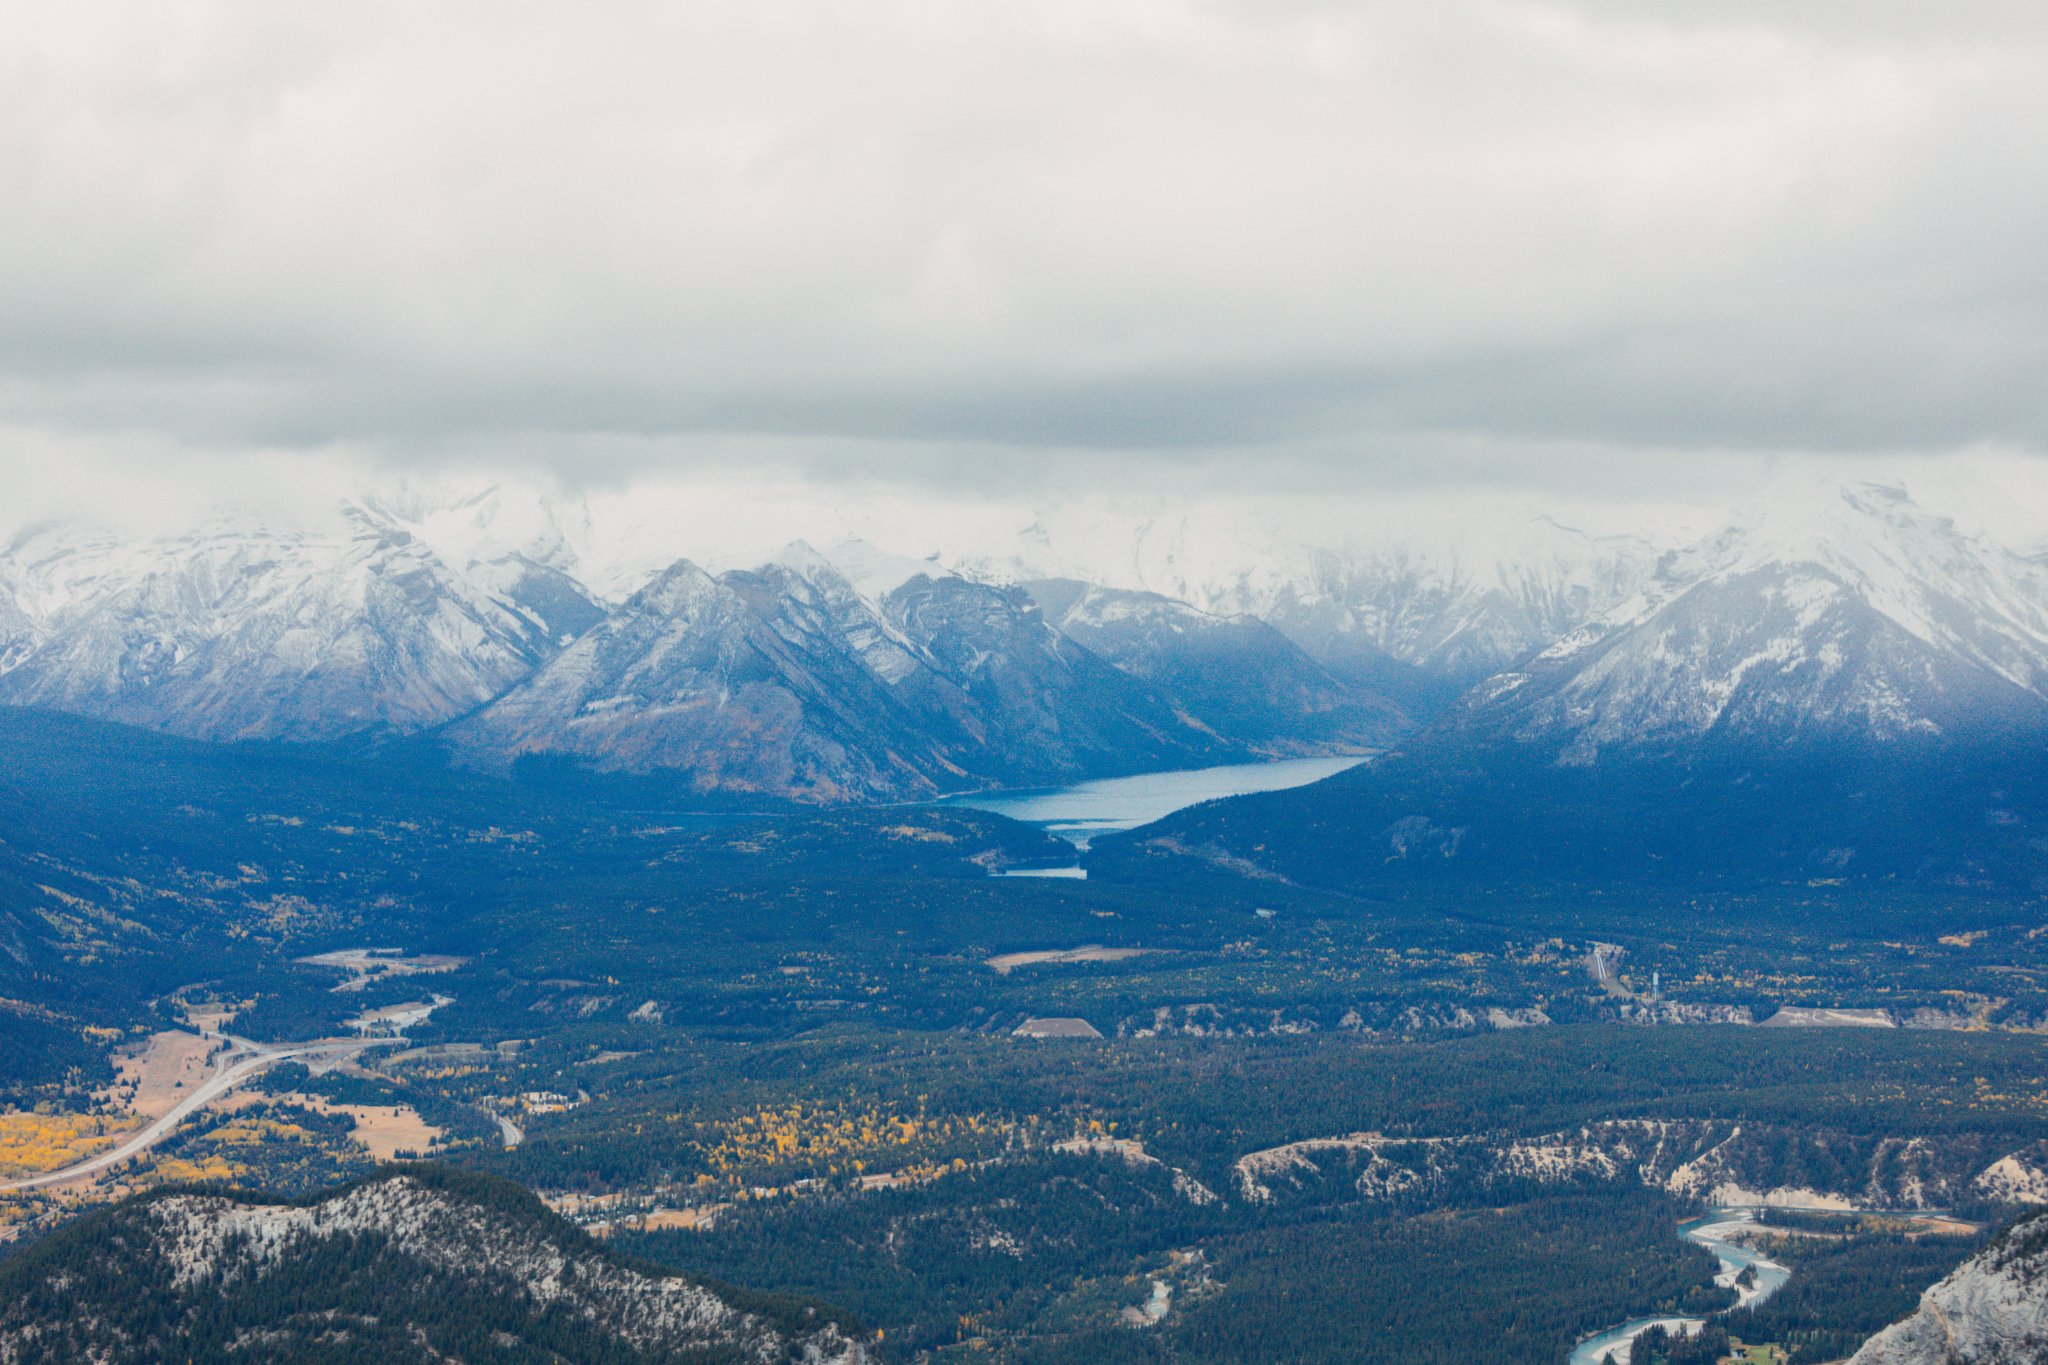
[0, 1033, 401, 1193]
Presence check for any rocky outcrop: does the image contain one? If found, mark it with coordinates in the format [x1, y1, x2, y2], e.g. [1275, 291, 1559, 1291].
[1899, 1006, 1983, 1029]
[1969, 1143, 2048, 1206]
[1595, 1000, 1754, 1026]
[1848, 1211, 2048, 1363]
[1117, 1001, 1554, 1039]
[1122, 1003, 1321, 1038]
[1231, 1121, 2025, 1212]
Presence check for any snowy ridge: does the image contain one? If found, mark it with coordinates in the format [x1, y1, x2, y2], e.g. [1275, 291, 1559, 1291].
[355, 480, 591, 578]
[1675, 483, 2048, 695]
[0, 504, 596, 742]
[0, 1171, 872, 1364]
[819, 536, 951, 604]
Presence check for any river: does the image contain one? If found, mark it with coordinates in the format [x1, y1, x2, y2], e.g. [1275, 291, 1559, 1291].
[1567, 1209, 1791, 1365]
[942, 754, 1369, 874]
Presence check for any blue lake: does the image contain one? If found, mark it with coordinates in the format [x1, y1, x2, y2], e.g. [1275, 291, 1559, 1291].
[944, 754, 1369, 872]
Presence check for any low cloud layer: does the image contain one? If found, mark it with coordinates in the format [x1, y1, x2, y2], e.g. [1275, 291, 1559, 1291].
[3, 0, 2045, 501]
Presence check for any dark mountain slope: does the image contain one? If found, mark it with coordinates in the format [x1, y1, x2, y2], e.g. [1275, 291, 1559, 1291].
[1086, 739, 2048, 891]
[1023, 579, 1416, 752]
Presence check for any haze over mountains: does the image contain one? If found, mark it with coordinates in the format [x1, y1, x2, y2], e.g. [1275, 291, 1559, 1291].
[2, 476, 2046, 815]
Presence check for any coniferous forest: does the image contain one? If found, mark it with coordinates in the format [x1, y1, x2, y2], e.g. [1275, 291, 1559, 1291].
[0, 708, 2039, 1363]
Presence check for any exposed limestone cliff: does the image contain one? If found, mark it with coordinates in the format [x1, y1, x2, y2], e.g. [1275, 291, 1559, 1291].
[1971, 1144, 2048, 1206]
[1848, 1210, 2048, 1364]
[1230, 1121, 2032, 1213]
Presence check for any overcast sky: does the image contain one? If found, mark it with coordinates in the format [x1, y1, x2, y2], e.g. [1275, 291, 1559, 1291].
[4, 0, 2045, 531]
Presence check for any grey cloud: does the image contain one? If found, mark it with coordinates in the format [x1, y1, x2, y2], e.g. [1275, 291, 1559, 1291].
[1, 0, 2046, 497]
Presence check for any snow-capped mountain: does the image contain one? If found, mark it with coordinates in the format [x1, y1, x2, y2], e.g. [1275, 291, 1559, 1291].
[448, 542, 1247, 802]
[0, 502, 600, 743]
[1082, 478, 2048, 889]
[1434, 480, 2048, 764]
[7, 474, 2045, 808]
[1237, 524, 1672, 692]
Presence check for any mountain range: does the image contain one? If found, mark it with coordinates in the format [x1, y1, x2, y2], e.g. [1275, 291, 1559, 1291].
[4, 478, 2047, 821]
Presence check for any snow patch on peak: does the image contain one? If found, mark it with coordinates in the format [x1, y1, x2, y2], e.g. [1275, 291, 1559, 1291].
[819, 537, 951, 602]
[758, 538, 839, 582]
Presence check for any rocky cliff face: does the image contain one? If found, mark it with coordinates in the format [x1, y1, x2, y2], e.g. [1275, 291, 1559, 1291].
[0, 1167, 870, 1365]
[1848, 1210, 2048, 1364]
[1230, 1121, 2039, 1213]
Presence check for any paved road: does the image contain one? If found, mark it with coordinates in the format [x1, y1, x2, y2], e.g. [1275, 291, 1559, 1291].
[495, 1114, 524, 1149]
[0, 1033, 401, 1193]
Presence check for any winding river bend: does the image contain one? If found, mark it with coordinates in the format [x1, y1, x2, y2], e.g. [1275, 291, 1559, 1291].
[1568, 1210, 1790, 1365]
